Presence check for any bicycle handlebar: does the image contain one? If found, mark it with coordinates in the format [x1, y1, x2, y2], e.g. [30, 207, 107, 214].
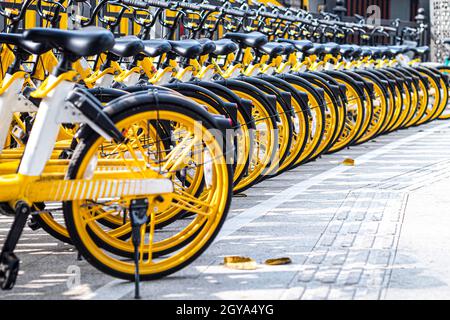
[120, 0, 150, 9]
[0, 0, 34, 23]
[99, 0, 402, 41]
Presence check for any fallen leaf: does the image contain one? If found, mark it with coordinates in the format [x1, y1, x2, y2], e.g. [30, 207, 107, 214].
[233, 193, 247, 198]
[265, 257, 292, 266]
[223, 256, 257, 270]
[342, 158, 355, 166]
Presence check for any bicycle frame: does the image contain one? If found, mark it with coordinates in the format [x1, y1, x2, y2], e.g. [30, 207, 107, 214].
[0, 71, 173, 205]
[0, 71, 37, 153]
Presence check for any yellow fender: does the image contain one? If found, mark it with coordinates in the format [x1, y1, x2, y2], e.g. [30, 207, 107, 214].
[34, 51, 59, 81]
[138, 57, 157, 79]
[0, 45, 15, 81]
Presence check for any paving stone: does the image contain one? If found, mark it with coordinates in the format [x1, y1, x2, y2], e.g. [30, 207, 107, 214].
[328, 287, 356, 300]
[320, 234, 337, 247]
[315, 268, 341, 284]
[328, 221, 344, 234]
[331, 251, 349, 266]
[346, 250, 370, 265]
[280, 286, 305, 300]
[307, 251, 328, 265]
[301, 285, 331, 300]
[338, 234, 356, 248]
[359, 222, 379, 235]
[336, 210, 350, 220]
[345, 222, 362, 234]
[297, 267, 318, 283]
[368, 250, 391, 267]
[344, 268, 364, 285]
[378, 223, 397, 235]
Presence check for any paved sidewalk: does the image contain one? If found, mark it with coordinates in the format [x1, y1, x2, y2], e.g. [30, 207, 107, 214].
[1, 120, 450, 300]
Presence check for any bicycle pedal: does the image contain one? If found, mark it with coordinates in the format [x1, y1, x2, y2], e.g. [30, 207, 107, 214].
[27, 216, 41, 231]
[0, 252, 20, 290]
[59, 148, 74, 159]
[11, 126, 28, 145]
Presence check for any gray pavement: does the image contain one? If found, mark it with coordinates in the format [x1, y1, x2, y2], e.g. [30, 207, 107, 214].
[2, 120, 450, 300]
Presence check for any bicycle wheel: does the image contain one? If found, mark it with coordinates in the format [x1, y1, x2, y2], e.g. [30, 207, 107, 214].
[191, 81, 255, 188]
[222, 79, 278, 194]
[241, 77, 293, 178]
[353, 71, 389, 144]
[64, 99, 232, 280]
[436, 66, 450, 119]
[375, 69, 404, 133]
[385, 68, 414, 130]
[422, 66, 449, 121]
[326, 72, 365, 153]
[403, 68, 429, 127]
[260, 75, 309, 174]
[395, 67, 421, 129]
[415, 68, 442, 125]
[280, 74, 325, 165]
[297, 72, 340, 160]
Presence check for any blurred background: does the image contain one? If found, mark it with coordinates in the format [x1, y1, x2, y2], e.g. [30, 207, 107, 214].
[0, 0, 448, 62]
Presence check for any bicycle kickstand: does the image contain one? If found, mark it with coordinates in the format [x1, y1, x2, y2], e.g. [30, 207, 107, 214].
[129, 198, 149, 300]
[0, 201, 31, 290]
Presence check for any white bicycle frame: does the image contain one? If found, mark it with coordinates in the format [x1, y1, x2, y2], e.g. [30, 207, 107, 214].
[0, 73, 37, 153]
[0, 73, 173, 195]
